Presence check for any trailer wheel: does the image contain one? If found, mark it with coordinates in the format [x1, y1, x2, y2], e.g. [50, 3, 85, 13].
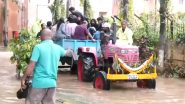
[147, 79, 156, 89]
[77, 55, 95, 82]
[137, 80, 147, 88]
[93, 71, 110, 90]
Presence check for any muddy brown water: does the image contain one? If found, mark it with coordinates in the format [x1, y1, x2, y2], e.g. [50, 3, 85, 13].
[0, 51, 185, 104]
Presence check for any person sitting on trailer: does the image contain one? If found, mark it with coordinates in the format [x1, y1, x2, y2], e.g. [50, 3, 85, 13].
[69, 7, 84, 25]
[73, 21, 94, 40]
[64, 15, 78, 38]
[100, 23, 114, 58]
[100, 23, 113, 45]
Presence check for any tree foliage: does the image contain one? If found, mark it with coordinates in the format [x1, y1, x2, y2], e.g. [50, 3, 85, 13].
[128, 0, 134, 22]
[132, 13, 160, 50]
[119, 0, 134, 22]
[9, 29, 40, 77]
[49, 0, 65, 24]
[80, 0, 93, 19]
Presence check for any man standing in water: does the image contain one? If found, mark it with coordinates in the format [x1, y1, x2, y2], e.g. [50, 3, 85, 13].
[21, 29, 71, 104]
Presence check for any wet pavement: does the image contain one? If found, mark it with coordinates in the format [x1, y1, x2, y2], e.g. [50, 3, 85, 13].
[0, 48, 185, 104]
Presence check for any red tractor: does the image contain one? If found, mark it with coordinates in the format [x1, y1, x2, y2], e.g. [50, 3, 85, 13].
[77, 41, 157, 90]
[76, 17, 157, 90]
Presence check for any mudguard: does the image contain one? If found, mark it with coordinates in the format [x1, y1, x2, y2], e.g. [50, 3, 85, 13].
[78, 47, 98, 67]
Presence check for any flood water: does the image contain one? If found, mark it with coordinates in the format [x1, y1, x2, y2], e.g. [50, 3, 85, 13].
[0, 50, 185, 104]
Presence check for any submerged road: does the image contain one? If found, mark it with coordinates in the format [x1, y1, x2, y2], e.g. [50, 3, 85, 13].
[0, 50, 185, 104]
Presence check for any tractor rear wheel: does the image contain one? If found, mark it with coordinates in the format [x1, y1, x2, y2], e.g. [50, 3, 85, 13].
[93, 71, 110, 90]
[147, 79, 156, 89]
[137, 80, 148, 88]
[77, 55, 95, 82]
[137, 79, 156, 89]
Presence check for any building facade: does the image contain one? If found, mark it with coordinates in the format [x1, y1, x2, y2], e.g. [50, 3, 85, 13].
[0, 0, 28, 45]
[1, 0, 185, 45]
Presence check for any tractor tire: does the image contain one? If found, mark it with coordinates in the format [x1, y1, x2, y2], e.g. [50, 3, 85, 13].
[147, 79, 156, 89]
[137, 79, 156, 89]
[93, 71, 110, 90]
[137, 80, 148, 88]
[77, 55, 95, 82]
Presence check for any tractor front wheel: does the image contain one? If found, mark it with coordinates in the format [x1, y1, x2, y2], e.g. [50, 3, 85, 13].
[93, 71, 110, 90]
[147, 79, 156, 89]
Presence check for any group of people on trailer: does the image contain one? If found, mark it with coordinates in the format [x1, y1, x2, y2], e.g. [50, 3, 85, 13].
[37, 7, 133, 46]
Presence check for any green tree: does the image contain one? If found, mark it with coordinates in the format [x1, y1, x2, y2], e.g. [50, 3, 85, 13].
[128, 0, 134, 22]
[120, 0, 134, 22]
[80, 0, 93, 19]
[49, 0, 65, 24]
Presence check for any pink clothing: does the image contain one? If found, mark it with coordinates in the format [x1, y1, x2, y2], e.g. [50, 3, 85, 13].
[73, 25, 89, 40]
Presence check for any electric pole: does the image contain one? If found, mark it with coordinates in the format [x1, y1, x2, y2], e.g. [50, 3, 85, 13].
[158, 0, 167, 72]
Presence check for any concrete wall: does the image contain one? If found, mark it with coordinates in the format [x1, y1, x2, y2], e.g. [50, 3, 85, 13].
[171, 0, 185, 13]
[166, 42, 185, 66]
[134, 0, 157, 14]
[90, 0, 113, 18]
[28, 0, 52, 27]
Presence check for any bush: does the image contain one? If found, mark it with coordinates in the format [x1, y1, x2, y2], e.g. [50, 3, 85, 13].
[163, 62, 185, 78]
[131, 13, 160, 52]
[9, 29, 39, 77]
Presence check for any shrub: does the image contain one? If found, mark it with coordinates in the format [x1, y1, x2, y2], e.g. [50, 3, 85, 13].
[9, 29, 39, 78]
[163, 62, 185, 78]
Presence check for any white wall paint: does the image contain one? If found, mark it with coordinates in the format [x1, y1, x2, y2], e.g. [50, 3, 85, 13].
[28, 0, 52, 27]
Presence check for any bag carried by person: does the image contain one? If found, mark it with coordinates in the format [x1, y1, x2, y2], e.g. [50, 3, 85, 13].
[16, 78, 31, 99]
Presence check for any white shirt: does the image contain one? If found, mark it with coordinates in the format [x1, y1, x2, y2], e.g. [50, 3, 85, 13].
[65, 23, 77, 37]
